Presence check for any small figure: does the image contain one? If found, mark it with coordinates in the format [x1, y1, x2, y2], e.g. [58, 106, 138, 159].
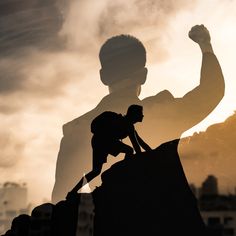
[69, 104, 151, 194]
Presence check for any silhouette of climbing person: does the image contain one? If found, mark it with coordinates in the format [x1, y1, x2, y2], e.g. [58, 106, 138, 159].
[69, 105, 151, 193]
[52, 24, 225, 203]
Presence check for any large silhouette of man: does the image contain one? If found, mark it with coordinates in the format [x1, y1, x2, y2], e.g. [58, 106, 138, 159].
[52, 24, 224, 203]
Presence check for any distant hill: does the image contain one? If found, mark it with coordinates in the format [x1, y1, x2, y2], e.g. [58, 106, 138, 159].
[179, 111, 236, 192]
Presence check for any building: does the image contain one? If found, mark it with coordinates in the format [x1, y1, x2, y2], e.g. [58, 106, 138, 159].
[201, 211, 236, 236]
[198, 175, 236, 236]
[200, 175, 219, 196]
[0, 182, 30, 235]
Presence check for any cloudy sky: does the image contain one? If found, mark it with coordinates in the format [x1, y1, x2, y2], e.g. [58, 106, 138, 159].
[0, 0, 236, 204]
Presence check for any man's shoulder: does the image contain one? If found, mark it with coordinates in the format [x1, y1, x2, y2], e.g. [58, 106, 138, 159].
[63, 108, 98, 136]
[142, 90, 175, 105]
[62, 93, 119, 136]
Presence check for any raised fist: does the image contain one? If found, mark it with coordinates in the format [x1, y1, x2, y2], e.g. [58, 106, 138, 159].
[188, 24, 211, 45]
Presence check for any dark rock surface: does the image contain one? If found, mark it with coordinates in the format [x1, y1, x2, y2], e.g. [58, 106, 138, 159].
[93, 139, 206, 236]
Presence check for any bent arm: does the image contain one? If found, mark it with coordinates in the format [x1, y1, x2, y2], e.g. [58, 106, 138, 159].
[128, 127, 142, 154]
[135, 131, 152, 151]
[176, 51, 225, 130]
[174, 25, 225, 130]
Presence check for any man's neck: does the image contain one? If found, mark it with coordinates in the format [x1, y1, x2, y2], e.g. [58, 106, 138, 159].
[109, 85, 141, 97]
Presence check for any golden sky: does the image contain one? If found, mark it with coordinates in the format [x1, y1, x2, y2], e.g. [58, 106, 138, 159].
[0, 0, 236, 204]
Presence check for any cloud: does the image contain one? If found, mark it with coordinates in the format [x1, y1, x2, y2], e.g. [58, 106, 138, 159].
[0, 0, 197, 111]
[0, 0, 69, 108]
[0, 0, 64, 56]
[0, 53, 67, 113]
[0, 129, 25, 168]
[0, 58, 28, 94]
[61, 0, 197, 59]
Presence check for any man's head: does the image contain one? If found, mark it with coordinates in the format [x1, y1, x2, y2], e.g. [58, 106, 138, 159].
[126, 104, 144, 123]
[99, 35, 147, 95]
